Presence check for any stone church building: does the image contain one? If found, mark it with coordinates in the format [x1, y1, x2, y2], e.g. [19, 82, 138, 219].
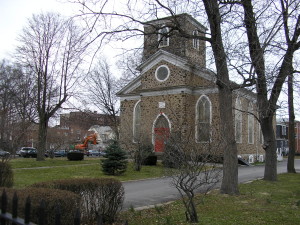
[117, 14, 265, 163]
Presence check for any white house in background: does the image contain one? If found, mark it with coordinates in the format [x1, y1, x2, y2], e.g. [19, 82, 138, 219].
[88, 125, 115, 149]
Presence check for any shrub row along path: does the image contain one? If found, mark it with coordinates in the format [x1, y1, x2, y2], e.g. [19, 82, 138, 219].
[123, 159, 300, 210]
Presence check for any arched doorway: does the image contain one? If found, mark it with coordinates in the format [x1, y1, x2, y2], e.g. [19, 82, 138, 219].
[153, 114, 170, 152]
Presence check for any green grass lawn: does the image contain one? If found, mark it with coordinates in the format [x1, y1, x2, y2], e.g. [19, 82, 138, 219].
[120, 173, 300, 225]
[10, 157, 100, 169]
[10, 157, 164, 188]
[9, 158, 300, 224]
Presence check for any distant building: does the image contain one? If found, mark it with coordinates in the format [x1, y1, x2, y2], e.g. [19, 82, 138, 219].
[47, 111, 117, 150]
[89, 125, 115, 149]
[276, 119, 300, 155]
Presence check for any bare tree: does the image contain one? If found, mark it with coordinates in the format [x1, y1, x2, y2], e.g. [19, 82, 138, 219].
[85, 58, 120, 139]
[16, 12, 88, 160]
[164, 131, 222, 223]
[0, 60, 17, 151]
[11, 66, 37, 151]
[0, 60, 36, 152]
[237, 0, 300, 180]
[201, 0, 250, 195]
[116, 49, 143, 90]
[287, 73, 296, 173]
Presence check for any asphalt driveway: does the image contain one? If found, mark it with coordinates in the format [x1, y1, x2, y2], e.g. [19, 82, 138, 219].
[122, 159, 300, 210]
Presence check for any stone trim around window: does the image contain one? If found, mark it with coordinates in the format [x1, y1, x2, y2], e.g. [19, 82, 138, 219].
[195, 95, 212, 143]
[158, 26, 169, 47]
[155, 65, 170, 82]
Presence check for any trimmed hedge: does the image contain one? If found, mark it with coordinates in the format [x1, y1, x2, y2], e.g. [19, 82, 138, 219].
[67, 152, 84, 161]
[0, 187, 80, 225]
[31, 178, 124, 224]
[142, 155, 157, 166]
[0, 161, 13, 187]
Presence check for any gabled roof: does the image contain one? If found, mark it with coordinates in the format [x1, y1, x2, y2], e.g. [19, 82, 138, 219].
[116, 74, 142, 96]
[117, 49, 216, 96]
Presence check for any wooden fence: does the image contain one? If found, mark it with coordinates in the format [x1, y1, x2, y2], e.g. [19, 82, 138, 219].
[0, 190, 128, 225]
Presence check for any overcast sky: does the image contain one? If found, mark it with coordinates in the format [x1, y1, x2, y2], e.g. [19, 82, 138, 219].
[0, 0, 78, 60]
[0, 0, 298, 120]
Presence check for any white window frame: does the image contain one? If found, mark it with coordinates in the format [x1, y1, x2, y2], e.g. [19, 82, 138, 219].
[282, 125, 286, 135]
[155, 65, 170, 82]
[248, 102, 254, 144]
[195, 95, 212, 143]
[193, 30, 200, 49]
[235, 98, 243, 143]
[158, 26, 169, 47]
[259, 124, 264, 144]
[133, 100, 141, 143]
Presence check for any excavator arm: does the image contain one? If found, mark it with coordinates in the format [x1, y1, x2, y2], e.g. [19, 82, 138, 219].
[75, 133, 98, 150]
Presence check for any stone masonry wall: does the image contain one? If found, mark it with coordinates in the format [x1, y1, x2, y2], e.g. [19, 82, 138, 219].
[143, 15, 206, 67]
[233, 95, 265, 160]
[119, 90, 265, 160]
[141, 61, 214, 90]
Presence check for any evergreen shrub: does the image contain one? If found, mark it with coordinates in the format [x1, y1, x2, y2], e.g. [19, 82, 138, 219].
[102, 141, 127, 176]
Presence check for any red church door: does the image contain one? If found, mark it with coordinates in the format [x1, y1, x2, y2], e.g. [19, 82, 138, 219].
[154, 115, 170, 153]
[154, 128, 170, 152]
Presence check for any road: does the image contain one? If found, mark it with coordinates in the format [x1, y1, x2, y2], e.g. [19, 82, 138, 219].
[122, 159, 300, 210]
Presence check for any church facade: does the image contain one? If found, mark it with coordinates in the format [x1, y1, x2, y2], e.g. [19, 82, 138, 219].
[117, 14, 265, 163]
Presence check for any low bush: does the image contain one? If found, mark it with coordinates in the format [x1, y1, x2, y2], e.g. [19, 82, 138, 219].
[142, 155, 157, 166]
[162, 143, 183, 168]
[0, 187, 80, 225]
[67, 152, 84, 161]
[132, 144, 153, 171]
[31, 178, 124, 224]
[0, 161, 13, 187]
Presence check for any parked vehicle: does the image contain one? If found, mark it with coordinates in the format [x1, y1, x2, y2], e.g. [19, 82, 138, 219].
[20, 147, 49, 158]
[0, 149, 10, 158]
[87, 150, 106, 157]
[54, 150, 67, 157]
[19, 147, 37, 158]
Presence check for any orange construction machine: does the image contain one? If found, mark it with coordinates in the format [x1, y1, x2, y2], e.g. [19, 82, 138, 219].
[75, 133, 98, 150]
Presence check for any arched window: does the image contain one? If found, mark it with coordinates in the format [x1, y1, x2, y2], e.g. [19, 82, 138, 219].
[193, 30, 199, 49]
[196, 95, 211, 142]
[158, 26, 169, 47]
[248, 102, 254, 144]
[259, 124, 264, 144]
[235, 98, 243, 143]
[133, 101, 141, 142]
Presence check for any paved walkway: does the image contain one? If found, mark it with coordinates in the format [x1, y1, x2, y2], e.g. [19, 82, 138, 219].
[122, 159, 300, 210]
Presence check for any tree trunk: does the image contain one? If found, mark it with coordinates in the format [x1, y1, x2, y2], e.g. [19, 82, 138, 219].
[261, 116, 277, 181]
[219, 88, 239, 194]
[287, 74, 296, 173]
[37, 116, 48, 161]
[185, 192, 198, 223]
[203, 0, 239, 195]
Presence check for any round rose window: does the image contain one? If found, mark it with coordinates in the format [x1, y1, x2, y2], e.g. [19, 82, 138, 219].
[155, 65, 170, 82]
